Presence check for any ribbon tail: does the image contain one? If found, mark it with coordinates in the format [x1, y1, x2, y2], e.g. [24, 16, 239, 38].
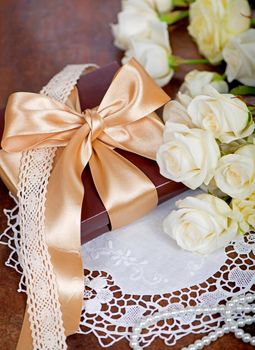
[89, 140, 158, 230]
[44, 126, 92, 336]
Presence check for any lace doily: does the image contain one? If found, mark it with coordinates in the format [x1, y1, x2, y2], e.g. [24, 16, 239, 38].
[2, 190, 255, 348]
[1, 65, 254, 349]
[77, 191, 255, 348]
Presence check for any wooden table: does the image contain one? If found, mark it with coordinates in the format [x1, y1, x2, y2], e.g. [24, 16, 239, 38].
[0, 1, 254, 349]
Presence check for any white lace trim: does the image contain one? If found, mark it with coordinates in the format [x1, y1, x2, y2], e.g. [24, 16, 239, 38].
[18, 147, 67, 349]
[0, 63, 96, 349]
[78, 232, 255, 348]
[40, 64, 97, 104]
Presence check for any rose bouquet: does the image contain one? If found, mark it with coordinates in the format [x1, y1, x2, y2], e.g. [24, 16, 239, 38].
[111, 0, 255, 255]
[157, 75, 255, 254]
[112, 0, 255, 87]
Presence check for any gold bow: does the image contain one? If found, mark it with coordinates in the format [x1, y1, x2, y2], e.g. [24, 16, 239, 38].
[1, 59, 170, 348]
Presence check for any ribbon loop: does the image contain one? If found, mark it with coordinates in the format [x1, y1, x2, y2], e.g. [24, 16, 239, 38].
[83, 108, 104, 142]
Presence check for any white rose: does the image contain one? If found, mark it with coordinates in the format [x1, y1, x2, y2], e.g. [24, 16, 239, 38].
[112, 0, 158, 50]
[156, 123, 220, 189]
[122, 20, 173, 86]
[215, 144, 255, 200]
[232, 192, 255, 232]
[163, 194, 239, 254]
[187, 86, 254, 143]
[178, 70, 228, 106]
[188, 0, 251, 63]
[147, 0, 173, 13]
[223, 29, 255, 87]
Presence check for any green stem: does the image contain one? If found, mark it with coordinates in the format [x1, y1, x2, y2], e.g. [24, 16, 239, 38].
[159, 10, 189, 25]
[180, 58, 211, 65]
[168, 55, 211, 69]
[251, 18, 255, 26]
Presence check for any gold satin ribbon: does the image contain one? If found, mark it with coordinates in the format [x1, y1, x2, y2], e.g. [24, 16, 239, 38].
[1, 59, 170, 348]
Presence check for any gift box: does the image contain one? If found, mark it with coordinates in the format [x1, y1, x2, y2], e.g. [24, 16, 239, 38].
[0, 62, 186, 244]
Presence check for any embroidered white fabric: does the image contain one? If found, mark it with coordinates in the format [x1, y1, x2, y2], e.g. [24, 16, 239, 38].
[78, 190, 255, 348]
[1, 66, 255, 349]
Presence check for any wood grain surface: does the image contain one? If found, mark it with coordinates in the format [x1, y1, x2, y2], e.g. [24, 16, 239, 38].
[0, 1, 254, 349]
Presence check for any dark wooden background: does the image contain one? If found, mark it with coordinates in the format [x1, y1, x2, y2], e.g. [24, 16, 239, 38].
[0, 1, 254, 349]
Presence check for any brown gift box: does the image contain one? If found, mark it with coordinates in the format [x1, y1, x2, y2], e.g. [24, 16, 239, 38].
[0, 63, 186, 244]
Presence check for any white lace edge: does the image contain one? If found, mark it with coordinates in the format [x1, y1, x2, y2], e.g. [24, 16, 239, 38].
[1, 63, 97, 350]
[1, 199, 254, 349]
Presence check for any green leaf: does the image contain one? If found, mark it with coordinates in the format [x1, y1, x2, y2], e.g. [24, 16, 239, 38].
[173, 0, 196, 5]
[212, 73, 226, 81]
[248, 111, 253, 123]
[159, 10, 189, 24]
[172, 0, 190, 6]
[230, 85, 255, 96]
